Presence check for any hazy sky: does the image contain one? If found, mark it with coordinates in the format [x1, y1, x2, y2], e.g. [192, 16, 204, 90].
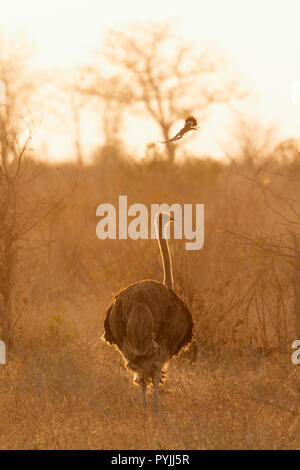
[1, 0, 300, 161]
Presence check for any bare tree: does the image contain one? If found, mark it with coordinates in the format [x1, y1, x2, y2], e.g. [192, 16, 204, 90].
[0, 33, 38, 168]
[0, 34, 75, 347]
[0, 35, 36, 345]
[227, 149, 300, 341]
[0, 127, 76, 348]
[0, 128, 32, 345]
[102, 22, 246, 162]
[77, 68, 132, 154]
[54, 73, 87, 166]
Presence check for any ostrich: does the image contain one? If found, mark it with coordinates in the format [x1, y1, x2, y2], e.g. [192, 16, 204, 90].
[102, 212, 193, 412]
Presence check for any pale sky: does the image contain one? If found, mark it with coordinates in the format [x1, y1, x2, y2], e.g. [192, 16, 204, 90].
[1, 0, 300, 161]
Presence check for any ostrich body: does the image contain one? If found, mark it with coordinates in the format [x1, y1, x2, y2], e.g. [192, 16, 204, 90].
[102, 213, 193, 412]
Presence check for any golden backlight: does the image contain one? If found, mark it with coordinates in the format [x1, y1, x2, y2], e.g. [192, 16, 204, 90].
[0, 0, 300, 160]
[1, 0, 300, 452]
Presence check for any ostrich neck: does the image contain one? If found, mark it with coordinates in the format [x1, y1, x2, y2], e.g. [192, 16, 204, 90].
[157, 216, 174, 291]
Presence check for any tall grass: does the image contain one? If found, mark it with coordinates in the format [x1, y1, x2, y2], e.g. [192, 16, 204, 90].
[0, 148, 299, 449]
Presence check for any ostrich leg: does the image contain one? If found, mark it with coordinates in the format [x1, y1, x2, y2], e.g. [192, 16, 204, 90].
[140, 379, 147, 410]
[153, 370, 161, 413]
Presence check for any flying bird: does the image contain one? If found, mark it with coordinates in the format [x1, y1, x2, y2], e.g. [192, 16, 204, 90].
[159, 115, 199, 144]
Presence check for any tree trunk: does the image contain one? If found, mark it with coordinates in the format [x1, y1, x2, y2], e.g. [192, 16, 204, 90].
[71, 101, 83, 166]
[161, 125, 176, 163]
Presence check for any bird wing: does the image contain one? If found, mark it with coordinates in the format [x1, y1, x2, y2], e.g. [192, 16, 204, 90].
[158, 127, 186, 144]
[158, 122, 200, 144]
[102, 298, 126, 351]
[156, 291, 193, 358]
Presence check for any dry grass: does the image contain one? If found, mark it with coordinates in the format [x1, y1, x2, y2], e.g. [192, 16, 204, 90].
[0, 151, 299, 449]
[0, 316, 297, 449]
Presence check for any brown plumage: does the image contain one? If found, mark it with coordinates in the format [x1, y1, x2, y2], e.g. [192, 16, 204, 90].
[159, 114, 199, 144]
[102, 212, 194, 412]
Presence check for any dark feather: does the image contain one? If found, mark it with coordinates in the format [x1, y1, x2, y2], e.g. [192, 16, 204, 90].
[103, 280, 193, 365]
[184, 114, 197, 127]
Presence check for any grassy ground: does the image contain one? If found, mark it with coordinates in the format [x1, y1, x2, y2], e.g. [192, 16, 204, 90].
[0, 155, 299, 449]
[0, 297, 298, 450]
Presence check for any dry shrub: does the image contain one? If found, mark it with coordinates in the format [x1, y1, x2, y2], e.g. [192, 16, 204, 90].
[0, 148, 299, 449]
